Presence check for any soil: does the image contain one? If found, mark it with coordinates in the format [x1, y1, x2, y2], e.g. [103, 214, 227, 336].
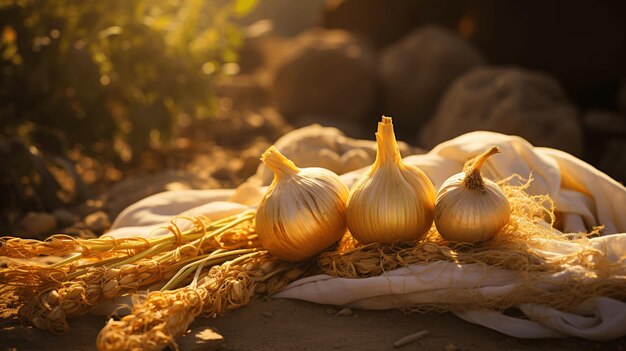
[1, 298, 625, 350]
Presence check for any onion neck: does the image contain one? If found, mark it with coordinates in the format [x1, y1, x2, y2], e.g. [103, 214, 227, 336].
[463, 146, 499, 191]
[262, 146, 300, 179]
[374, 116, 402, 167]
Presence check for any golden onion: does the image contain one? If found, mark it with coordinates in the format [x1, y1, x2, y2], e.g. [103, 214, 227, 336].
[346, 116, 436, 244]
[434, 146, 511, 243]
[255, 146, 349, 261]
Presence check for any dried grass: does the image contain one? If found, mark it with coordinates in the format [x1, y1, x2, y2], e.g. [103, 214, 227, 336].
[96, 253, 311, 351]
[0, 213, 260, 334]
[318, 175, 626, 312]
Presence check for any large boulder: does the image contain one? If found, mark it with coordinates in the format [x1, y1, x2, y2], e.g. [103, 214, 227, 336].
[320, 0, 467, 49]
[597, 140, 626, 185]
[270, 29, 377, 124]
[583, 110, 626, 184]
[237, 21, 290, 76]
[617, 78, 626, 115]
[418, 67, 583, 155]
[465, 0, 626, 109]
[379, 26, 484, 136]
[583, 110, 626, 138]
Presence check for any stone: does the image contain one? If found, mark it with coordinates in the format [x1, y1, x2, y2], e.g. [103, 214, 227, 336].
[63, 222, 96, 239]
[320, 0, 466, 49]
[84, 211, 111, 234]
[619, 80, 626, 116]
[270, 29, 377, 124]
[202, 108, 291, 149]
[337, 307, 353, 316]
[102, 169, 218, 218]
[16, 212, 57, 239]
[52, 208, 79, 228]
[583, 110, 626, 137]
[418, 67, 583, 156]
[74, 199, 104, 218]
[212, 74, 268, 110]
[597, 139, 626, 184]
[238, 139, 270, 179]
[465, 1, 626, 108]
[379, 26, 484, 136]
[177, 327, 224, 351]
[261, 311, 273, 318]
[211, 165, 233, 181]
[238, 31, 289, 76]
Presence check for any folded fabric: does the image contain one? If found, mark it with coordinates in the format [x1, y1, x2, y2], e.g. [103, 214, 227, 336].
[105, 130, 626, 340]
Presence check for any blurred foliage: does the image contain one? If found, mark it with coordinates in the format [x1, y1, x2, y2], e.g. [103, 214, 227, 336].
[0, 0, 256, 161]
[0, 0, 256, 230]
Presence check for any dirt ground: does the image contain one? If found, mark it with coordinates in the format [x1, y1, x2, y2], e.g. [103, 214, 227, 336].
[2, 298, 625, 351]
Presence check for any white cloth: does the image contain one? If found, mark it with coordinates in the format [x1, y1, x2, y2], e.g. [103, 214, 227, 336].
[105, 131, 626, 340]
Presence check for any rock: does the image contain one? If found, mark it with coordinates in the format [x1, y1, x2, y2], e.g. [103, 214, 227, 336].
[102, 169, 218, 218]
[418, 67, 583, 156]
[597, 139, 626, 184]
[320, 0, 466, 49]
[619, 80, 626, 115]
[379, 26, 484, 136]
[177, 326, 224, 351]
[271, 29, 377, 124]
[211, 165, 234, 181]
[582, 111, 626, 179]
[74, 199, 104, 218]
[212, 75, 268, 110]
[52, 208, 79, 228]
[465, 1, 626, 108]
[64, 221, 96, 239]
[16, 212, 57, 239]
[337, 307, 353, 316]
[201, 108, 291, 148]
[238, 31, 290, 77]
[261, 311, 273, 318]
[84, 211, 111, 233]
[445, 343, 459, 351]
[238, 139, 270, 179]
[583, 110, 626, 137]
